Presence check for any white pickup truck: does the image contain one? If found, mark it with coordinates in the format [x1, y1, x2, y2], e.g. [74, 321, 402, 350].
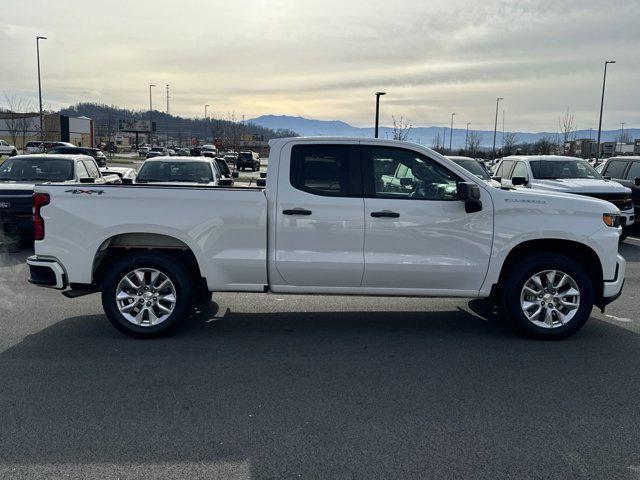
[27, 138, 626, 340]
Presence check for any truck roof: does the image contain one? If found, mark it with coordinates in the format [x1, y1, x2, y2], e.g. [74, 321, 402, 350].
[501, 155, 590, 162]
[144, 156, 212, 163]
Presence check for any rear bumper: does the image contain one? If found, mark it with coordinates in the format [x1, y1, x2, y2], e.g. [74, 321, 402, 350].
[601, 254, 626, 306]
[27, 255, 67, 289]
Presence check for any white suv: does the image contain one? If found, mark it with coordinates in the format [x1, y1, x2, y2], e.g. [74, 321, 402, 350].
[0, 139, 18, 157]
[494, 155, 635, 230]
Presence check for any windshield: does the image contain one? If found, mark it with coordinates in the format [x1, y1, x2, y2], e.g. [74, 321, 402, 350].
[137, 161, 213, 183]
[530, 160, 602, 180]
[451, 159, 490, 180]
[0, 157, 74, 182]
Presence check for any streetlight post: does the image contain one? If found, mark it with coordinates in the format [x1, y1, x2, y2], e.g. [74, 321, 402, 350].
[492, 97, 504, 163]
[149, 84, 156, 146]
[374, 92, 386, 138]
[36, 36, 47, 141]
[205, 104, 210, 119]
[596, 60, 615, 162]
[465, 122, 471, 152]
[620, 122, 625, 153]
[448, 113, 456, 152]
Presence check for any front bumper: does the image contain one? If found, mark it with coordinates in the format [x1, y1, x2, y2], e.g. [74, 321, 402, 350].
[620, 208, 635, 227]
[27, 255, 67, 289]
[601, 254, 626, 307]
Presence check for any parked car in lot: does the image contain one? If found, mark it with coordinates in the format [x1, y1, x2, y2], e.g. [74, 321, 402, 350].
[99, 166, 137, 183]
[598, 156, 640, 223]
[24, 141, 76, 154]
[200, 145, 218, 158]
[223, 153, 237, 164]
[136, 156, 226, 186]
[27, 138, 625, 340]
[146, 147, 169, 159]
[447, 156, 498, 186]
[137, 146, 151, 157]
[236, 150, 260, 171]
[0, 140, 18, 158]
[0, 154, 115, 247]
[47, 145, 108, 167]
[493, 155, 635, 236]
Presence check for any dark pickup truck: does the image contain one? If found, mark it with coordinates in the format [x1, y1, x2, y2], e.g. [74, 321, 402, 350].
[0, 154, 116, 251]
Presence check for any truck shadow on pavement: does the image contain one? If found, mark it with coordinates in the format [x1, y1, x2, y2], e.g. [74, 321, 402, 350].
[1, 305, 639, 478]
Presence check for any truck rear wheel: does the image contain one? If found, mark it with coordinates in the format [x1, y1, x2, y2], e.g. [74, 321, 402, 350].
[101, 252, 194, 338]
[500, 253, 593, 340]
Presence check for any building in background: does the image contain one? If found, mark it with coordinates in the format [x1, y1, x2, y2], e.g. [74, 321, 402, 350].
[0, 112, 93, 150]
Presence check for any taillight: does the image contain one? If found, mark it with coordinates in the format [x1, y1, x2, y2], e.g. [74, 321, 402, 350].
[33, 192, 50, 241]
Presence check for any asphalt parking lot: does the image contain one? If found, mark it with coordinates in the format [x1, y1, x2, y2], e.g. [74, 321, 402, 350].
[0, 235, 639, 479]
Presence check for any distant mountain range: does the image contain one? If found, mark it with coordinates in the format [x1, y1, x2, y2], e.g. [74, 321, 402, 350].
[249, 115, 638, 150]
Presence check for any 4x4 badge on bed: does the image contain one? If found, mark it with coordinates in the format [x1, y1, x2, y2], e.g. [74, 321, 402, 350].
[64, 189, 105, 195]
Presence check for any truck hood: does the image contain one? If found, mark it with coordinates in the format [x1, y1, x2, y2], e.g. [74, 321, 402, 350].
[531, 178, 630, 194]
[497, 185, 620, 214]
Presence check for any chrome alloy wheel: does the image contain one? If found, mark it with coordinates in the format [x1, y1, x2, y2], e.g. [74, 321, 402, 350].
[115, 268, 177, 326]
[520, 270, 580, 329]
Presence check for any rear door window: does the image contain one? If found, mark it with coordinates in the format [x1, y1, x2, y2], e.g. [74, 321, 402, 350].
[604, 160, 628, 179]
[290, 144, 360, 197]
[499, 160, 515, 179]
[511, 162, 529, 180]
[76, 161, 89, 179]
[625, 162, 640, 182]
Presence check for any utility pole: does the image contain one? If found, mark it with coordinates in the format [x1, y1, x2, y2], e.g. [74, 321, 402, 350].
[374, 92, 386, 138]
[36, 36, 47, 141]
[166, 84, 170, 115]
[502, 109, 505, 147]
[149, 84, 156, 146]
[596, 60, 615, 162]
[449, 113, 456, 152]
[205, 104, 210, 119]
[492, 97, 504, 163]
[619, 122, 625, 154]
[465, 122, 471, 152]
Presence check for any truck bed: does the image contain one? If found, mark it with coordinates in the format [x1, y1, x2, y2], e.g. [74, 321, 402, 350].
[34, 183, 269, 291]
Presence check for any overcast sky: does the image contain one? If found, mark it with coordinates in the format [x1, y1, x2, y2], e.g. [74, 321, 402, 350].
[1, 0, 638, 131]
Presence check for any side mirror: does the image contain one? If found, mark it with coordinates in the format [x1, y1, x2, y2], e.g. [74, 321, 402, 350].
[457, 182, 482, 213]
[259, 172, 267, 179]
[635, 177, 640, 187]
[79, 177, 95, 183]
[121, 177, 133, 184]
[218, 178, 233, 186]
[491, 176, 502, 182]
[603, 176, 611, 181]
[511, 176, 528, 186]
[256, 178, 266, 187]
[232, 171, 239, 178]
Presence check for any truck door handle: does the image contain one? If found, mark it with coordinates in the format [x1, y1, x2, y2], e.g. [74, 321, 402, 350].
[283, 208, 312, 216]
[370, 210, 400, 218]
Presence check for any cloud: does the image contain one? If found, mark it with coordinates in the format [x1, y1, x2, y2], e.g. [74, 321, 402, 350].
[1, 0, 638, 131]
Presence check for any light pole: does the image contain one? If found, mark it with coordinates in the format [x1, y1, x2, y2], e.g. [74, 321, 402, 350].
[596, 60, 615, 162]
[205, 104, 210, 119]
[449, 113, 456, 152]
[149, 84, 156, 145]
[374, 92, 386, 138]
[620, 122, 625, 152]
[492, 97, 503, 163]
[36, 36, 47, 141]
[465, 122, 471, 152]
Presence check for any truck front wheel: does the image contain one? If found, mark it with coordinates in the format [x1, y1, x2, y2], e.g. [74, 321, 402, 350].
[101, 252, 194, 338]
[501, 253, 593, 340]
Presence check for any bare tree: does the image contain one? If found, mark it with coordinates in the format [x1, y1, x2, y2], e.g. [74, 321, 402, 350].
[2, 94, 26, 147]
[431, 131, 445, 153]
[559, 108, 577, 154]
[617, 130, 632, 144]
[466, 130, 482, 157]
[534, 135, 556, 155]
[391, 116, 412, 141]
[502, 132, 518, 156]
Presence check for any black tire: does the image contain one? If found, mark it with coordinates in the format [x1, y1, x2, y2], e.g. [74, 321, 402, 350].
[500, 253, 593, 340]
[10, 150, 17, 157]
[619, 230, 628, 243]
[101, 252, 194, 338]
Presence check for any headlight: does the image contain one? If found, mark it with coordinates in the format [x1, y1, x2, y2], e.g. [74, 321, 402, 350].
[603, 213, 621, 227]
